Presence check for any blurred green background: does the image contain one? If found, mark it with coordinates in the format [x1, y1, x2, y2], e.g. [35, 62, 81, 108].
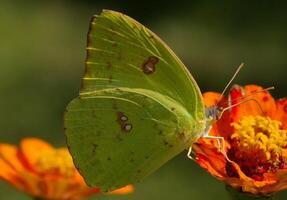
[0, 0, 286, 199]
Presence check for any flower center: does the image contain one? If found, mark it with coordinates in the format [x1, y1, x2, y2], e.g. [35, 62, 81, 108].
[36, 148, 75, 177]
[228, 116, 287, 180]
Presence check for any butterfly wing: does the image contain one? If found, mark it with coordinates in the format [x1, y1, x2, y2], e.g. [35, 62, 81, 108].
[82, 10, 202, 115]
[65, 10, 205, 191]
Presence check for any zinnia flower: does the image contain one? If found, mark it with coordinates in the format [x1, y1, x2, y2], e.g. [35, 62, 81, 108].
[193, 84, 287, 196]
[0, 138, 133, 200]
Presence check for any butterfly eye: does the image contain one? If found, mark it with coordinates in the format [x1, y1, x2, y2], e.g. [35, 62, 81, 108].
[216, 107, 224, 120]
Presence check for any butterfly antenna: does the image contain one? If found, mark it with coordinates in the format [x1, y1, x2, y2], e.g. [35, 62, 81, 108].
[220, 86, 275, 107]
[218, 63, 244, 103]
[218, 86, 275, 119]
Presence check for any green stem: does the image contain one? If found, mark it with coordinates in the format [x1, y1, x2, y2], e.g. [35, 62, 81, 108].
[226, 186, 273, 200]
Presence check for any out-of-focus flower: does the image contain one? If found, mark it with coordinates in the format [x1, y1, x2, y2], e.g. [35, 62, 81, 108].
[0, 138, 133, 200]
[193, 84, 287, 196]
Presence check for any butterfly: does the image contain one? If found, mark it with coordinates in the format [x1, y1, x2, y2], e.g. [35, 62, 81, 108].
[64, 9, 227, 191]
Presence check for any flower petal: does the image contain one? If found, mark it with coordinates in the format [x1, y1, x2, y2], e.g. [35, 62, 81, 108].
[0, 144, 39, 195]
[0, 144, 24, 172]
[193, 142, 227, 178]
[108, 185, 134, 195]
[20, 138, 54, 168]
[202, 92, 222, 107]
[262, 169, 287, 194]
[229, 85, 276, 121]
[0, 157, 23, 190]
[274, 98, 287, 129]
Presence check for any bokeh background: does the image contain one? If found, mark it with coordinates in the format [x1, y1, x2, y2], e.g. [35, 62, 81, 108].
[0, 0, 286, 199]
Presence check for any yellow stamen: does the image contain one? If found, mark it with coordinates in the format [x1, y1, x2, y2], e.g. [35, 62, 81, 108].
[231, 116, 287, 162]
[36, 148, 75, 177]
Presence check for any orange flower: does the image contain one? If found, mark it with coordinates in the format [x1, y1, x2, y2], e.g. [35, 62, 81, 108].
[0, 138, 133, 200]
[193, 84, 287, 196]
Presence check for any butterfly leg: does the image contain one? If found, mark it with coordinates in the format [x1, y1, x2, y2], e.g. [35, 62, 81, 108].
[201, 135, 232, 162]
[202, 135, 224, 152]
[187, 146, 197, 161]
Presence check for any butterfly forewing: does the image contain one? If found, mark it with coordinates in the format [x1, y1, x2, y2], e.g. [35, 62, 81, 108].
[83, 10, 203, 116]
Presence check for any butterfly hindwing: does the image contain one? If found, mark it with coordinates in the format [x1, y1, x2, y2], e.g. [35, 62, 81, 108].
[65, 88, 199, 190]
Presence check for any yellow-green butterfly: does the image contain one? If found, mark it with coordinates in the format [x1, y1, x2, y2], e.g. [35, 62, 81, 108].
[64, 10, 225, 191]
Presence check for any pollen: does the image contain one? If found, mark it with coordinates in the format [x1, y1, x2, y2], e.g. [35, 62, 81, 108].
[228, 116, 287, 180]
[231, 116, 287, 162]
[36, 148, 75, 177]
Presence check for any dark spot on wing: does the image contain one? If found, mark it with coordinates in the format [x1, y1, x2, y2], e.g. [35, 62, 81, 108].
[106, 61, 112, 69]
[92, 144, 98, 153]
[178, 132, 186, 140]
[130, 158, 134, 162]
[108, 75, 112, 83]
[112, 42, 117, 47]
[107, 157, 112, 161]
[123, 124, 132, 132]
[116, 112, 132, 132]
[117, 112, 128, 121]
[163, 139, 169, 146]
[158, 130, 163, 135]
[142, 56, 159, 75]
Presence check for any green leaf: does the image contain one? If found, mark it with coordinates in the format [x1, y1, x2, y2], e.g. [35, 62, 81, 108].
[65, 10, 205, 191]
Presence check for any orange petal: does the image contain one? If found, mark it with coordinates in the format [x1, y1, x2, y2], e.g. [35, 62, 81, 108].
[210, 158, 277, 195]
[229, 85, 276, 121]
[108, 185, 134, 195]
[0, 144, 24, 172]
[0, 144, 39, 194]
[212, 112, 233, 140]
[20, 138, 54, 168]
[202, 92, 222, 107]
[262, 169, 287, 194]
[274, 98, 287, 129]
[19, 171, 46, 197]
[0, 158, 24, 190]
[193, 142, 227, 178]
[193, 140, 278, 195]
[71, 187, 101, 199]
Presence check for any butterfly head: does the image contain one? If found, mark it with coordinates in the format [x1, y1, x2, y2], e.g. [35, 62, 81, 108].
[205, 105, 224, 122]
